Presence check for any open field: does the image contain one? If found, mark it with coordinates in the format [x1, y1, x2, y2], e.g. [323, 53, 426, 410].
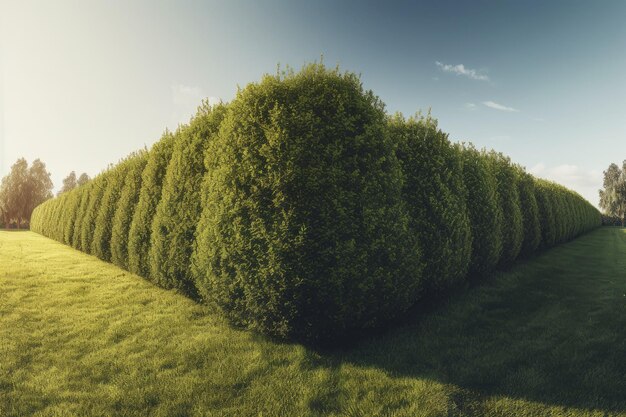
[1, 229, 626, 416]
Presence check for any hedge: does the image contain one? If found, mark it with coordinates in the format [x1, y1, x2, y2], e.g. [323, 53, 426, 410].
[457, 143, 502, 277]
[127, 131, 176, 278]
[110, 151, 149, 269]
[534, 179, 557, 248]
[518, 170, 542, 257]
[92, 158, 135, 261]
[192, 65, 421, 340]
[390, 114, 471, 294]
[484, 152, 524, 268]
[80, 175, 107, 254]
[30, 63, 602, 343]
[149, 104, 227, 295]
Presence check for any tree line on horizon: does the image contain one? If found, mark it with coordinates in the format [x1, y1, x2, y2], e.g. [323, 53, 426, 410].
[0, 158, 53, 229]
[30, 64, 601, 343]
[0, 160, 90, 229]
[599, 161, 626, 226]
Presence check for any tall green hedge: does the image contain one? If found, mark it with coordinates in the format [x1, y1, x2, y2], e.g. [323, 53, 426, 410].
[390, 114, 471, 293]
[149, 104, 227, 295]
[92, 158, 135, 261]
[127, 131, 176, 279]
[71, 182, 93, 251]
[486, 152, 524, 268]
[110, 151, 148, 269]
[192, 65, 421, 341]
[517, 170, 542, 257]
[80, 176, 108, 254]
[60, 189, 80, 245]
[29, 63, 602, 343]
[458, 143, 502, 277]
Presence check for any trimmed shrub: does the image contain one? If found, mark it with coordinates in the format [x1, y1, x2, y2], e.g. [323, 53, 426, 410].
[390, 114, 471, 293]
[92, 158, 134, 261]
[534, 179, 556, 248]
[28, 63, 604, 343]
[128, 131, 176, 278]
[517, 170, 541, 257]
[110, 151, 149, 269]
[552, 190, 566, 243]
[458, 143, 502, 277]
[149, 104, 227, 294]
[80, 175, 108, 255]
[62, 187, 83, 246]
[486, 152, 523, 268]
[192, 64, 421, 341]
[71, 182, 94, 251]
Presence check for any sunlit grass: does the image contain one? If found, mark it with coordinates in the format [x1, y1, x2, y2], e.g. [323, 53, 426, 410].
[1, 229, 625, 416]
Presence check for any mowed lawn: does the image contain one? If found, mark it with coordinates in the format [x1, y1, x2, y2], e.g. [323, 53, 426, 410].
[1, 229, 626, 417]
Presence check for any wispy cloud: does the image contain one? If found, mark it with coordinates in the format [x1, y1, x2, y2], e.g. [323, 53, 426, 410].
[435, 61, 489, 81]
[464, 102, 477, 110]
[482, 101, 519, 112]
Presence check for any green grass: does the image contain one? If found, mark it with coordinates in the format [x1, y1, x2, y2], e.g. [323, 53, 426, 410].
[1, 228, 626, 416]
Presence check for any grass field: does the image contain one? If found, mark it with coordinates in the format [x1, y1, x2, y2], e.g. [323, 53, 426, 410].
[1, 229, 626, 416]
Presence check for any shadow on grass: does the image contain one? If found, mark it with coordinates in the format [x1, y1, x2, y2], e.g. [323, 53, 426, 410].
[308, 228, 626, 413]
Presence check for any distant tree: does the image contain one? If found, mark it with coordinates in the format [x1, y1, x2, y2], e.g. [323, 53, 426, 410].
[58, 171, 90, 196]
[599, 161, 626, 226]
[0, 184, 8, 228]
[0, 158, 53, 228]
[58, 171, 77, 195]
[77, 172, 90, 186]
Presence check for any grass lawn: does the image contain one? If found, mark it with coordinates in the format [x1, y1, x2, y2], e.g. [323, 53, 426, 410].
[1, 229, 626, 416]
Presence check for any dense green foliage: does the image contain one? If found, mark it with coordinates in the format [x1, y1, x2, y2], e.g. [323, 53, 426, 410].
[92, 158, 136, 261]
[485, 152, 524, 268]
[71, 182, 94, 251]
[30, 63, 602, 342]
[457, 143, 502, 277]
[518, 171, 542, 257]
[192, 65, 420, 341]
[0, 158, 53, 228]
[390, 114, 471, 294]
[127, 131, 176, 278]
[79, 176, 107, 254]
[599, 161, 626, 225]
[534, 180, 557, 248]
[149, 104, 226, 295]
[110, 152, 149, 269]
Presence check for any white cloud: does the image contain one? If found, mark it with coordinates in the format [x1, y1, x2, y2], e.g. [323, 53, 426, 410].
[529, 163, 603, 206]
[207, 96, 222, 107]
[435, 61, 489, 81]
[464, 102, 477, 110]
[529, 163, 601, 187]
[482, 101, 519, 112]
[529, 162, 546, 175]
[170, 85, 222, 126]
[172, 84, 203, 107]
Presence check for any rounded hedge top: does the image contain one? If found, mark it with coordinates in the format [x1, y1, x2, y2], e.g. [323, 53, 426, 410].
[389, 114, 471, 293]
[192, 64, 422, 342]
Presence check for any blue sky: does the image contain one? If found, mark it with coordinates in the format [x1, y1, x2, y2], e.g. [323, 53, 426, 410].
[2, 0, 625, 206]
